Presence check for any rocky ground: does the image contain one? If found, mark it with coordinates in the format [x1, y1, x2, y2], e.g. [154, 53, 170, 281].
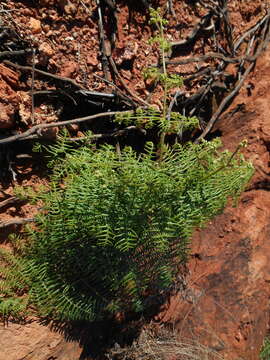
[0, 0, 270, 359]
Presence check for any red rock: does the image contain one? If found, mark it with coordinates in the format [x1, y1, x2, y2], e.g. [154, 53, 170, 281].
[39, 42, 54, 57]
[0, 103, 15, 129]
[59, 61, 78, 78]
[0, 64, 19, 89]
[0, 321, 81, 360]
[87, 54, 99, 67]
[40, 126, 59, 139]
[0, 65, 19, 129]
[29, 18, 42, 34]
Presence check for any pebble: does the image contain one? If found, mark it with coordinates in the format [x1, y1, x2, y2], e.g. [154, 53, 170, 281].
[29, 18, 42, 34]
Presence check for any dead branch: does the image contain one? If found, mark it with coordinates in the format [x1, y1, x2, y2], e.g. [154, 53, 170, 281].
[0, 218, 34, 229]
[0, 196, 21, 210]
[108, 56, 150, 107]
[170, 11, 214, 51]
[3, 60, 86, 90]
[0, 49, 32, 59]
[96, 0, 111, 80]
[0, 110, 132, 145]
[68, 125, 146, 142]
[166, 52, 263, 66]
[194, 62, 254, 143]
[234, 10, 270, 52]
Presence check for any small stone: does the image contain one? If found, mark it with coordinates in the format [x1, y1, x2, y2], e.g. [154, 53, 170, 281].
[64, 3, 77, 15]
[121, 69, 132, 81]
[39, 42, 54, 57]
[29, 18, 42, 34]
[0, 103, 15, 129]
[86, 54, 99, 67]
[67, 124, 79, 133]
[59, 61, 78, 78]
[40, 126, 59, 139]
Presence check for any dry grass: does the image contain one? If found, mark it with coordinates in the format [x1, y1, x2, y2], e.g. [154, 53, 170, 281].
[108, 328, 225, 360]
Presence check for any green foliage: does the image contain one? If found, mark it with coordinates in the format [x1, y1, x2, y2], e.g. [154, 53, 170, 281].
[131, 8, 187, 153]
[1, 139, 253, 322]
[0, 248, 30, 322]
[143, 67, 183, 89]
[260, 337, 270, 360]
[115, 107, 198, 134]
[149, 7, 169, 28]
[0, 7, 254, 325]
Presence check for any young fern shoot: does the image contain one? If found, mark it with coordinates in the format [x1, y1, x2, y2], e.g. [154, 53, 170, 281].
[116, 8, 197, 157]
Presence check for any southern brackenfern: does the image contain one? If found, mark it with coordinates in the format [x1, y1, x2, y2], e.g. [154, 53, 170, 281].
[0, 8, 254, 323]
[115, 7, 197, 155]
[0, 247, 30, 322]
[1, 138, 253, 322]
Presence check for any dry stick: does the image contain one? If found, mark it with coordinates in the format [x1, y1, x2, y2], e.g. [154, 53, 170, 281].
[234, 10, 270, 51]
[68, 125, 146, 142]
[30, 49, 35, 124]
[0, 110, 131, 145]
[167, 0, 176, 17]
[3, 60, 86, 90]
[0, 196, 20, 210]
[93, 73, 137, 107]
[166, 52, 257, 66]
[170, 11, 214, 49]
[194, 17, 270, 143]
[0, 218, 34, 229]
[108, 56, 150, 107]
[19, 125, 147, 142]
[0, 49, 32, 58]
[184, 67, 212, 84]
[96, 0, 111, 81]
[194, 62, 254, 144]
[221, 0, 234, 55]
[32, 89, 78, 106]
[166, 90, 182, 122]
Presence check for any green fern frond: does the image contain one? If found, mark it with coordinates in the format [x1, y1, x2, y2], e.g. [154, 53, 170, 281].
[3, 140, 252, 322]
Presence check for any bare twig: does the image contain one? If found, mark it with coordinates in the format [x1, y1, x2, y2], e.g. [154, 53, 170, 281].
[194, 11, 270, 142]
[166, 52, 261, 66]
[0, 196, 20, 210]
[96, 0, 111, 80]
[30, 49, 36, 124]
[31, 89, 78, 106]
[0, 218, 34, 229]
[194, 62, 254, 143]
[0, 110, 132, 145]
[170, 11, 214, 51]
[0, 49, 32, 58]
[221, 0, 234, 55]
[3, 60, 86, 90]
[93, 73, 138, 107]
[108, 56, 150, 107]
[167, 0, 176, 17]
[184, 67, 212, 84]
[167, 91, 182, 122]
[234, 10, 270, 52]
[68, 125, 146, 142]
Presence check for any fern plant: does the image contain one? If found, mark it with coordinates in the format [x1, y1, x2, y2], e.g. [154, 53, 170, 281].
[260, 337, 270, 360]
[1, 138, 253, 322]
[0, 248, 30, 322]
[116, 7, 196, 155]
[0, 8, 254, 323]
